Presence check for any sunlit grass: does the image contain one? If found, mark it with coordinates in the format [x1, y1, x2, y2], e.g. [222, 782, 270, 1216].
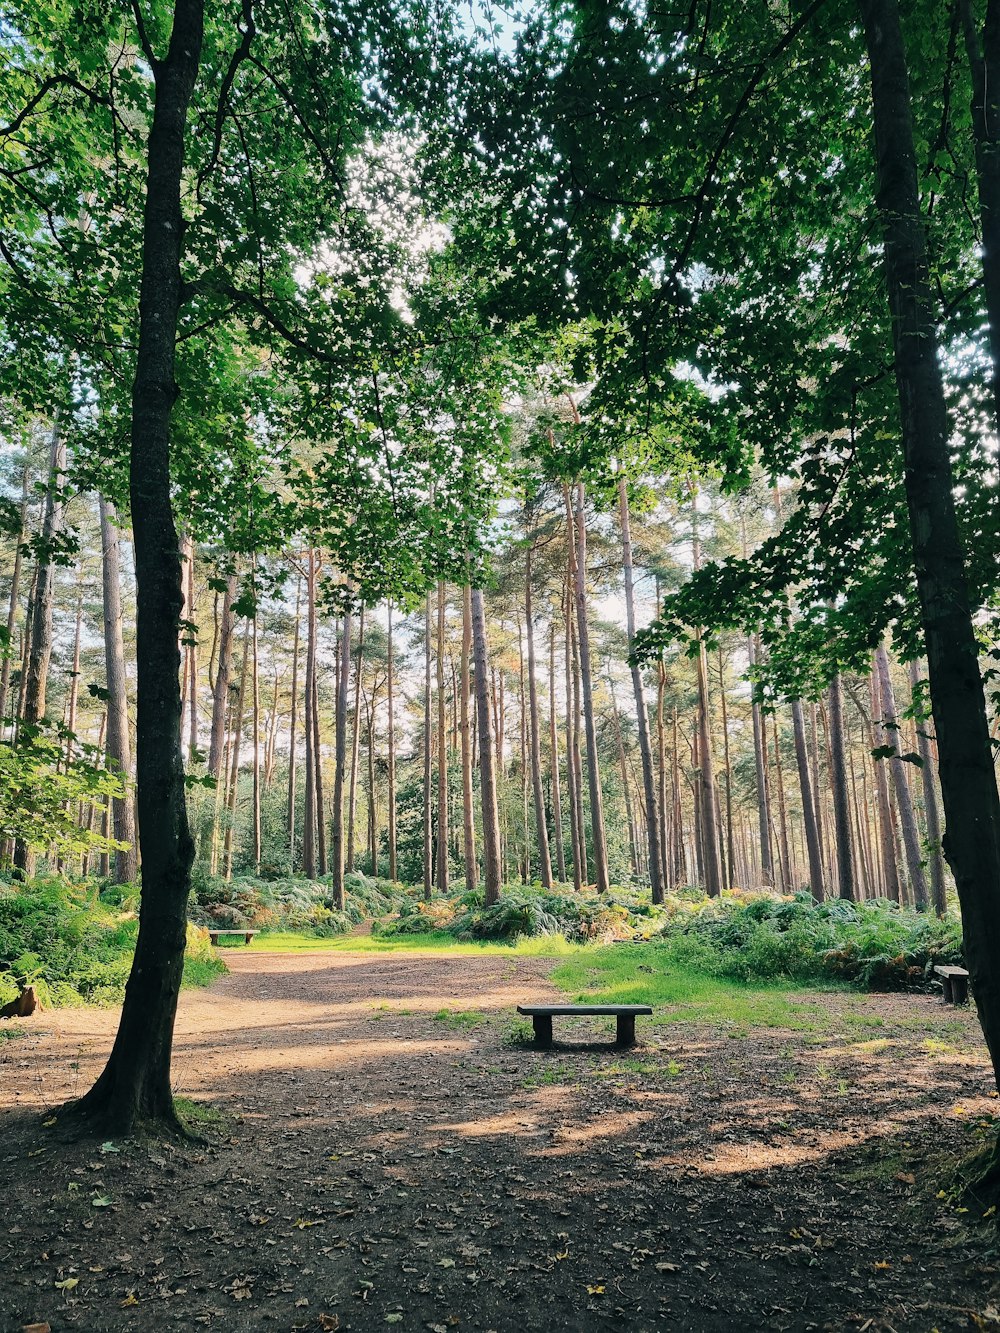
[245, 929, 584, 957]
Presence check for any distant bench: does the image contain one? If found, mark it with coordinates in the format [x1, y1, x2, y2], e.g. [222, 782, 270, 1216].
[933, 965, 970, 1006]
[208, 929, 258, 947]
[517, 1004, 653, 1049]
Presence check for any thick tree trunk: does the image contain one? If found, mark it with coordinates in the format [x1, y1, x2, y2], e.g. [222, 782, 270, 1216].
[909, 659, 948, 914]
[524, 541, 553, 888]
[99, 497, 138, 884]
[471, 587, 502, 905]
[73, 0, 203, 1131]
[828, 674, 855, 900]
[331, 611, 351, 910]
[570, 482, 609, 892]
[867, 666, 901, 901]
[460, 584, 477, 892]
[251, 598, 261, 873]
[302, 553, 317, 879]
[874, 644, 928, 908]
[312, 640, 327, 877]
[618, 477, 664, 901]
[791, 699, 824, 901]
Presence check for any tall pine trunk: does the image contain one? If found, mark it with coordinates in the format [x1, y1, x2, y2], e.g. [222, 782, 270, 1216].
[0, 461, 29, 733]
[548, 623, 566, 882]
[791, 699, 824, 901]
[331, 611, 351, 911]
[99, 497, 138, 884]
[874, 643, 928, 908]
[387, 601, 397, 881]
[346, 607, 364, 873]
[524, 539, 553, 888]
[471, 587, 502, 905]
[460, 584, 476, 892]
[909, 659, 948, 914]
[827, 674, 855, 900]
[570, 482, 609, 892]
[436, 582, 449, 894]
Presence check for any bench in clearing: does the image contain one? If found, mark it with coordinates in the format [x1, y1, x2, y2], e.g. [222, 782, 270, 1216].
[517, 1004, 653, 1049]
[208, 929, 258, 947]
[933, 964, 970, 1006]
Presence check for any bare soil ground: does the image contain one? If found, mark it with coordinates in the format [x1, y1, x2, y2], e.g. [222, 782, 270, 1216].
[1, 950, 999, 1333]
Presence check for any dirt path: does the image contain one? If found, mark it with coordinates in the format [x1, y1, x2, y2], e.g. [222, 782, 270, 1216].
[1, 951, 998, 1333]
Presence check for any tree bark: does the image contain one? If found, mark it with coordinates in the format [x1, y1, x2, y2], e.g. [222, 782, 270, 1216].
[909, 658, 948, 914]
[749, 638, 774, 887]
[387, 601, 397, 881]
[548, 622, 566, 882]
[828, 673, 855, 900]
[564, 571, 584, 891]
[436, 582, 449, 894]
[207, 574, 236, 780]
[72, 0, 204, 1132]
[875, 643, 928, 908]
[471, 587, 502, 905]
[423, 590, 433, 899]
[618, 477, 664, 902]
[524, 537, 553, 888]
[0, 461, 29, 733]
[99, 496, 138, 884]
[287, 574, 301, 859]
[460, 583, 477, 892]
[331, 611, 351, 910]
[346, 608, 364, 873]
[791, 699, 824, 901]
[570, 482, 609, 892]
[222, 622, 250, 880]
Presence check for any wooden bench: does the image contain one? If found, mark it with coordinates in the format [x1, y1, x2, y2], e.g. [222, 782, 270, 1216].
[517, 1004, 653, 1049]
[208, 929, 258, 947]
[934, 964, 970, 1005]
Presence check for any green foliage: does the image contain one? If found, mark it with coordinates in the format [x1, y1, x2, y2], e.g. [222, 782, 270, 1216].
[189, 868, 410, 936]
[0, 877, 224, 1006]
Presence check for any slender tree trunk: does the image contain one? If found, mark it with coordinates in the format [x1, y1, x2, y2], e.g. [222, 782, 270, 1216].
[524, 541, 553, 888]
[436, 582, 449, 894]
[387, 602, 397, 881]
[791, 699, 824, 901]
[618, 477, 664, 901]
[346, 608, 364, 873]
[287, 575, 301, 860]
[185, 542, 198, 762]
[312, 640, 327, 877]
[564, 579, 583, 892]
[909, 659, 948, 914]
[0, 462, 29, 733]
[875, 643, 929, 908]
[548, 623, 566, 882]
[100, 497, 139, 884]
[771, 712, 792, 891]
[331, 611, 351, 909]
[423, 591, 433, 899]
[749, 638, 774, 887]
[657, 660, 670, 890]
[14, 422, 65, 875]
[222, 622, 250, 881]
[867, 666, 901, 901]
[717, 645, 737, 891]
[570, 482, 609, 892]
[206, 573, 236, 781]
[828, 674, 855, 900]
[461, 583, 477, 892]
[302, 553, 318, 878]
[472, 587, 502, 905]
[366, 690, 378, 876]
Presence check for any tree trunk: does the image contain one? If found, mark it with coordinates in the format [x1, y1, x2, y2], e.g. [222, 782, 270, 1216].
[570, 482, 609, 892]
[312, 640, 327, 877]
[564, 572, 584, 891]
[618, 477, 664, 901]
[287, 575, 301, 859]
[222, 622, 250, 880]
[828, 673, 855, 901]
[436, 582, 449, 894]
[0, 461, 29, 733]
[99, 496, 138, 884]
[717, 645, 737, 892]
[207, 574, 236, 780]
[331, 611, 351, 910]
[461, 583, 477, 892]
[791, 699, 824, 901]
[749, 638, 774, 887]
[251, 589, 261, 873]
[14, 422, 66, 875]
[423, 590, 433, 899]
[302, 553, 317, 879]
[909, 658, 948, 914]
[72, 0, 204, 1131]
[548, 622, 566, 882]
[472, 587, 502, 905]
[524, 540, 553, 888]
[874, 643, 928, 908]
[387, 601, 397, 881]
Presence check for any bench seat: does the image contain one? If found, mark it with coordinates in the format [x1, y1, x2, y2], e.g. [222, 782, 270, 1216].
[517, 1003, 653, 1049]
[208, 929, 258, 946]
[933, 964, 970, 1005]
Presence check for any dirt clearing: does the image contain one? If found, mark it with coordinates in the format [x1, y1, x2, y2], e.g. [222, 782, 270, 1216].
[1, 950, 998, 1332]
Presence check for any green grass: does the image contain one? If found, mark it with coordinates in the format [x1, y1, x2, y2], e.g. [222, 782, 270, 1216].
[433, 1008, 485, 1028]
[550, 941, 862, 1034]
[0, 1024, 24, 1043]
[246, 929, 583, 957]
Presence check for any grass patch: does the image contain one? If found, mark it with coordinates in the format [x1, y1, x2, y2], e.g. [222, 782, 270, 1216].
[550, 941, 861, 1035]
[433, 1008, 485, 1028]
[248, 929, 583, 957]
[0, 1024, 24, 1043]
[175, 1096, 229, 1135]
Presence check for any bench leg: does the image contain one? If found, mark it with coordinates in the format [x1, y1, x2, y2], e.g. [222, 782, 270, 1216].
[954, 976, 969, 1005]
[942, 975, 954, 1004]
[532, 1015, 553, 1049]
[245, 932, 253, 944]
[616, 1014, 636, 1048]
[209, 933, 219, 947]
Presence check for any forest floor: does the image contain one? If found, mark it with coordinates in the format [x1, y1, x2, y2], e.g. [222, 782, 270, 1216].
[1, 947, 999, 1333]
